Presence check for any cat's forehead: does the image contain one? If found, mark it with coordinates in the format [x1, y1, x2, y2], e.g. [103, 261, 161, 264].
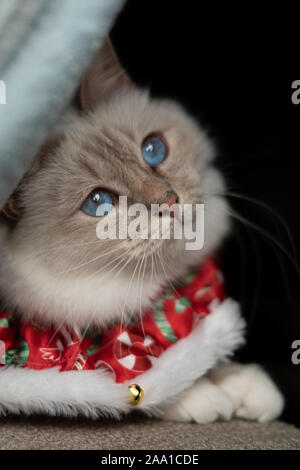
[73, 95, 199, 157]
[49, 90, 211, 190]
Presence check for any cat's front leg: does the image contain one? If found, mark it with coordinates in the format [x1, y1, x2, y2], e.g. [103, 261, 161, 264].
[159, 377, 235, 424]
[208, 363, 284, 423]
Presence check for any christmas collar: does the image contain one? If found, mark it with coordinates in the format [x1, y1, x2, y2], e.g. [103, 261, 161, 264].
[0, 259, 224, 389]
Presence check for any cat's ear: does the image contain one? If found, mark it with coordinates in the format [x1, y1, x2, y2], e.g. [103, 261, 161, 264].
[80, 38, 134, 111]
[1, 139, 59, 222]
[1, 191, 20, 221]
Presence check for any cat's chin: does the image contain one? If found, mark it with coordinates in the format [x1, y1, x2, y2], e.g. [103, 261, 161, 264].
[0, 244, 202, 330]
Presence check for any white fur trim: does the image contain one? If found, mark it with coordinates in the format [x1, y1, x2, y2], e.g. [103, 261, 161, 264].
[0, 366, 129, 418]
[0, 299, 245, 417]
[133, 299, 246, 413]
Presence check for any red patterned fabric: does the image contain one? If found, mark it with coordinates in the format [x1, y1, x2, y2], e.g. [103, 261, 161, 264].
[0, 259, 224, 383]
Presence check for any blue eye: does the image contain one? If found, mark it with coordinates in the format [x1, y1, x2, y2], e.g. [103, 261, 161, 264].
[142, 135, 167, 166]
[81, 190, 114, 217]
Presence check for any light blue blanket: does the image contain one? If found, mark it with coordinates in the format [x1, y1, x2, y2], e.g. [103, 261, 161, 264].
[0, 0, 125, 208]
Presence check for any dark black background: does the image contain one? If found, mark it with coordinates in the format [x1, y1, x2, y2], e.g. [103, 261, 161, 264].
[111, 0, 300, 426]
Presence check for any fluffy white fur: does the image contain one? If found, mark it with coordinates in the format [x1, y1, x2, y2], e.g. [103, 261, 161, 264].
[161, 378, 235, 423]
[161, 365, 284, 424]
[0, 299, 245, 417]
[0, 367, 130, 419]
[209, 363, 285, 422]
[1, 250, 166, 330]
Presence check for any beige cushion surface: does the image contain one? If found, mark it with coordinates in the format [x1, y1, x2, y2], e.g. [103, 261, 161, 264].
[0, 415, 299, 450]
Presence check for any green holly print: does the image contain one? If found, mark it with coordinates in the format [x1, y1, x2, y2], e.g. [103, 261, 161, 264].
[86, 334, 103, 357]
[3, 339, 29, 366]
[0, 316, 15, 328]
[4, 348, 18, 366]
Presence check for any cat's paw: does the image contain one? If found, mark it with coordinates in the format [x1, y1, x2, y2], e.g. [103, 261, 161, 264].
[160, 378, 234, 424]
[209, 363, 284, 423]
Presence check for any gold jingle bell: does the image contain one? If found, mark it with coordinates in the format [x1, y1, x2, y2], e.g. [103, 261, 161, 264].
[128, 384, 144, 405]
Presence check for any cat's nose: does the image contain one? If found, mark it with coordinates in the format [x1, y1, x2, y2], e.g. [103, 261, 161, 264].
[159, 191, 179, 217]
[164, 191, 179, 207]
